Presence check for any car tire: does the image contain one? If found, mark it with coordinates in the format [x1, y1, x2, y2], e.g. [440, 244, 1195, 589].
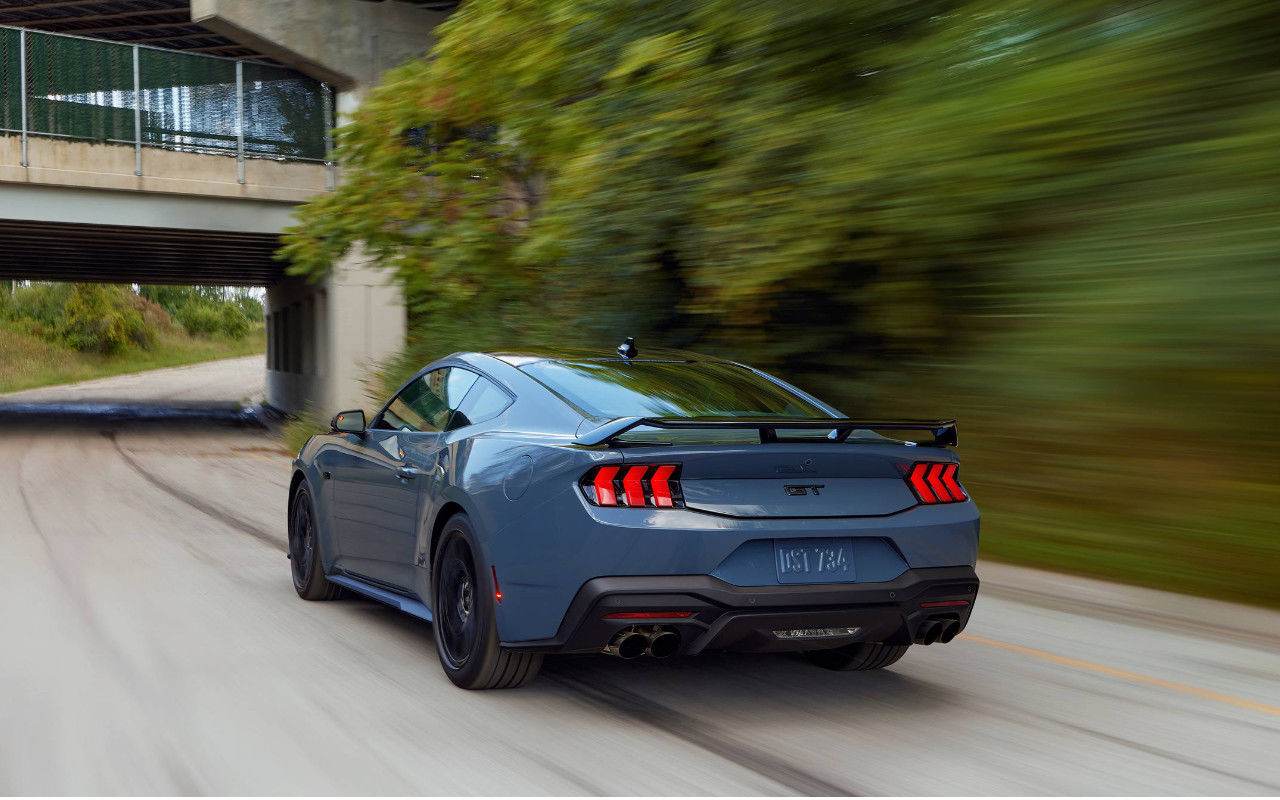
[289, 483, 344, 601]
[431, 514, 542, 690]
[803, 642, 910, 671]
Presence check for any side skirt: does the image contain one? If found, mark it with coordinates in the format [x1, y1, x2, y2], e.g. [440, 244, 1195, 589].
[328, 574, 434, 623]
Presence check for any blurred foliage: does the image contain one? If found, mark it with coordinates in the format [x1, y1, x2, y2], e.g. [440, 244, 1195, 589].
[139, 285, 262, 339]
[282, 404, 330, 456]
[281, 0, 1280, 605]
[3, 281, 72, 332]
[2, 282, 262, 354]
[58, 283, 154, 354]
[2, 282, 160, 354]
[172, 302, 252, 339]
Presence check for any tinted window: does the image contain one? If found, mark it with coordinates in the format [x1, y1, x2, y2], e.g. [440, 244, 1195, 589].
[518, 360, 831, 419]
[447, 376, 512, 431]
[378, 367, 478, 432]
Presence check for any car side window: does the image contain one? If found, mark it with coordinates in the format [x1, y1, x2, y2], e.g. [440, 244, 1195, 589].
[447, 375, 513, 431]
[377, 367, 479, 432]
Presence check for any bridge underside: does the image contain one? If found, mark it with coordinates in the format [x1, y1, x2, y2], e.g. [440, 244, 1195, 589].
[0, 2, 434, 415]
[0, 218, 283, 286]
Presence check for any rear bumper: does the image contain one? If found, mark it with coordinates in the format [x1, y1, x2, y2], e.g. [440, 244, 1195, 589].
[502, 565, 979, 655]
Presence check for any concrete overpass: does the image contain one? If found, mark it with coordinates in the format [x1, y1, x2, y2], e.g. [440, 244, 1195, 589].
[0, 1, 455, 414]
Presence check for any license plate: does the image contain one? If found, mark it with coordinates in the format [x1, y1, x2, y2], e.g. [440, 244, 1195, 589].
[775, 538, 855, 584]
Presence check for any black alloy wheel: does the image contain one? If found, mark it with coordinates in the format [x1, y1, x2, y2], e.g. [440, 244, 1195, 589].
[435, 534, 479, 669]
[289, 483, 342, 600]
[430, 514, 542, 689]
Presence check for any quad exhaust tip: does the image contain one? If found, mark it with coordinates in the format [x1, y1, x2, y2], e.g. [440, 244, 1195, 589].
[605, 631, 650, 659]
[937, 619, 961, 644]
[647, 631, 680, 659]
[914, 617, 961, 645]
[604, 627, 682, 659]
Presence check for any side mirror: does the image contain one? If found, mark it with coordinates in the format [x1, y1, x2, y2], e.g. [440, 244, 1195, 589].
[331, 409, 366, 434]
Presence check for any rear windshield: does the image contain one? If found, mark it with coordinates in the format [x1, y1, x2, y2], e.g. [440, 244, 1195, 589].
[518, 360, 833, 420]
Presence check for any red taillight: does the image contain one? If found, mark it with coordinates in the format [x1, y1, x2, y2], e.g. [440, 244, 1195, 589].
[650, 464, 677, 507]
[908, 463, 937, 503]
[921, 599, 969, 608]
[602, 611, 694, 619]
[582, 464, 684, 508]
[906, 462, 967, 505]
[622, 466, 647, 507]
[941, 463, 966, 501]
[592, 466, 620, 506]
[928, 463, 953, 502]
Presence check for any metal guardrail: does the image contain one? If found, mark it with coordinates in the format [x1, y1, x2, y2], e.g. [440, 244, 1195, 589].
[0, 24, 334, 182]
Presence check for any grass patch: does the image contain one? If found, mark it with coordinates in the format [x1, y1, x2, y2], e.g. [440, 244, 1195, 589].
[282, 406, 330, 455]
[0, 324, 265, 395]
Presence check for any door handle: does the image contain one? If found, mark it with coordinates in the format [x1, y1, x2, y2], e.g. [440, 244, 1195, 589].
[395, 467, 424, 481]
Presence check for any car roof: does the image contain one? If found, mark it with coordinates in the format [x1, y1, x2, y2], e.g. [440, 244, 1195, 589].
[484, 346, 728, 367]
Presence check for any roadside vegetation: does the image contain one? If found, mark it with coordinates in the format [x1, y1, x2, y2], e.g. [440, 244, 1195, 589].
[282, 405, 329, 455]
[281, 1, 1279, 606]
[0, 282, 264, 394]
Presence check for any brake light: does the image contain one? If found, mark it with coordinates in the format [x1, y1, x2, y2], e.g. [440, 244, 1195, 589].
[622, 466, 647, 506]
[906, 462, 967, 504]
[650, 464, 677, 507]
[582, 464, 684, 508]
[592, 466, 619, 506]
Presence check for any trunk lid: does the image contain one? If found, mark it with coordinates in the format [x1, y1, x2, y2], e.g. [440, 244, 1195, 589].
[623, 442, 935, 518]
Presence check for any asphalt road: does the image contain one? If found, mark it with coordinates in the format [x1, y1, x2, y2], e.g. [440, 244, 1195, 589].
[1, 357, 1277, 794]
[0, 354, 266, 406]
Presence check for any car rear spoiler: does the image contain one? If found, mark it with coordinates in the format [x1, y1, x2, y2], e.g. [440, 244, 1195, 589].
[573, 416, 958, 447]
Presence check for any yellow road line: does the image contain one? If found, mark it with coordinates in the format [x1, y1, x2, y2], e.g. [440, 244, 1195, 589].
[960, 633, 1280, 719]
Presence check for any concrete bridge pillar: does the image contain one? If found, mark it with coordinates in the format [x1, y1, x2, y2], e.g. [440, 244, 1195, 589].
[266, 250, 404, 416]
[196, 0, 442, 416]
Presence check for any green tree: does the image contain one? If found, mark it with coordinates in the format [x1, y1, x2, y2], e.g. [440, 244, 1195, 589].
[281, 0, 1280, 605]
[139, 285, 226, 315]
[57, 283, 153, 354]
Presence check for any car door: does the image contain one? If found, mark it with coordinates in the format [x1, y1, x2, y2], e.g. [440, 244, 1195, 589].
[332, 366, 478, 589]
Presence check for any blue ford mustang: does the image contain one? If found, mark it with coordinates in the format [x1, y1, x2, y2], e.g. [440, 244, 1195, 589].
[288, 341, 980, 689]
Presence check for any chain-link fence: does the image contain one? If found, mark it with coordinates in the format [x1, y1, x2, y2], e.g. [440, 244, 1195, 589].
[0, 24, 331, 163]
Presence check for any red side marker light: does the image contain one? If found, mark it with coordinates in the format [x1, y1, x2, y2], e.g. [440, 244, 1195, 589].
[491, 565, 503, 603]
